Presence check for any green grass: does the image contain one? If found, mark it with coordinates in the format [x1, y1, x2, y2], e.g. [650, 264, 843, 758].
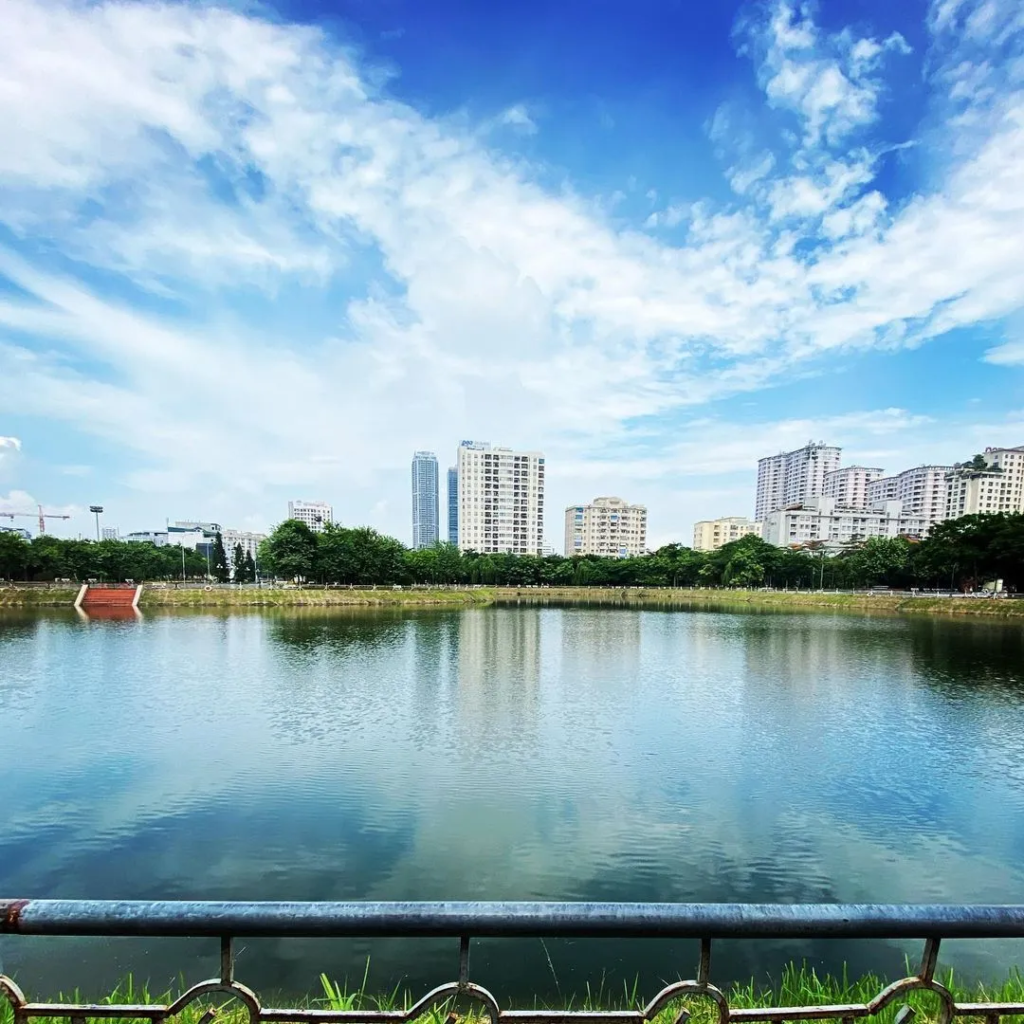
[138, 587, 498, 609]
[3, 584, 1024, 619]
[0, 586, 80, 607]
[5, 964, 1024, 1024]
[496, 587, 1024, 618]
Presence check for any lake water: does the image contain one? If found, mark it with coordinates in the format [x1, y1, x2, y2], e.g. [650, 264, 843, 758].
[3, 605, 1024, 1003]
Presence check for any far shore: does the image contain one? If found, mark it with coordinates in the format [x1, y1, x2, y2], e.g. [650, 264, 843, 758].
[2, 583, 1024, 618]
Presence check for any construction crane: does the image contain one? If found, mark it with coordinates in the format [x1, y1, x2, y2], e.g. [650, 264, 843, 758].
[0, 505, 72, 535]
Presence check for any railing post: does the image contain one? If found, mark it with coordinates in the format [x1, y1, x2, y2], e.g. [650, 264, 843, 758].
[458, 935, 471, 988]
[220, 936, 233, 984]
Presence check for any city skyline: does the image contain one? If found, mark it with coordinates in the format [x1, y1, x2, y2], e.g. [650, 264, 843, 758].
[1, 1, 1022, 551]
[6, 433, 1024, 549]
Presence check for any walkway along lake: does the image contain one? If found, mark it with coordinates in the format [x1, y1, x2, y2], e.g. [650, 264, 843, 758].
[3, 606, 1024, 1000]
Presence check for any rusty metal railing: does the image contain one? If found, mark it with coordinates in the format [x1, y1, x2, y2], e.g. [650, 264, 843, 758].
[4, 901, 1024, 1024]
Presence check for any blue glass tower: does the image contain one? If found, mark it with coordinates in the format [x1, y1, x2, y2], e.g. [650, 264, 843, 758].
[447, 465, 458, 545]
[412, 451, 439, 550]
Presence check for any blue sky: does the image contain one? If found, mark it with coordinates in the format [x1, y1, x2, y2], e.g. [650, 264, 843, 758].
[0, 0, 1022, 547]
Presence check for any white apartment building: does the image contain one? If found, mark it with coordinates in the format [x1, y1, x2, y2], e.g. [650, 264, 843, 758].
[823, 466, 884, 508]
[287, 500, 333, 533]
[692, 517, 762, 552]
[457, 441, 545, 555]
[867, 465, 951, 529]
[223, 529, 267, 565]
[564, 497, 647, 557]
[125, 531, 169, 546]
[945, 446, 1024, 519]
[762, 497, 926, 549]
[756, 441, 842, 520]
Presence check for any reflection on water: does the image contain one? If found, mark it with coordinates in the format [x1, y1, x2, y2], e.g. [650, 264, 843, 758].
[3, 607, 1024, 999]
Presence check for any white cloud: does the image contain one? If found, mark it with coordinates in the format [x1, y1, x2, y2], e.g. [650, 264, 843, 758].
[728, 151, 776, 194]
[498, 104, 538, 134]
[0, 436, 22, 476]
[750, 2, 909, 147]
[0, 0, 1021, 541]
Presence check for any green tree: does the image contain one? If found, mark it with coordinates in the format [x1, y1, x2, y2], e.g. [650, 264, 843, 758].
[261, 519, 318, 581]
[232, 543, 246, 582]
[318, 525, 407, 585]
[723, 548, 765, 588]
[0, 530, 30, 579]
[211, 533, 231, 583]
[243, 550, 257, 583]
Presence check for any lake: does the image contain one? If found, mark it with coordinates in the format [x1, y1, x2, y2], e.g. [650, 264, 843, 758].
[3, 605, 1024, 1002]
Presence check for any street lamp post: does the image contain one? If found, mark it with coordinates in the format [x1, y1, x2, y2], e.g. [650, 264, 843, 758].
[89, 505, 104, 542]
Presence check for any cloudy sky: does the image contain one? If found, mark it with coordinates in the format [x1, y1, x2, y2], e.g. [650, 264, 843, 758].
[0, 0, 1022, 547]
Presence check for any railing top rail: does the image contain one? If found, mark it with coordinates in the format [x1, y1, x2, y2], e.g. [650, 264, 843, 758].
[5, 900, 1024, 938]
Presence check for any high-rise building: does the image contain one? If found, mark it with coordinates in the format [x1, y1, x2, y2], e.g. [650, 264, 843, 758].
[457, 441, 544, 555]
[287, 500, 333, 533]
[867, 465, 951, 529]
[755, 441, 842, 520]
[945, 447, 1024, 519]
[411, 451, 439, 550]
[564, 497, 647, 557]
[692, 517, 762, 552]
[447, 466, 458, 545]
[762, 497, 926, 549]
[823, 466, 884, 508]
[101, 527, 120, 541]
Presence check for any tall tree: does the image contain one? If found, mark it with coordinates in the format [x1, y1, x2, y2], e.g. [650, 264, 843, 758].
[232, 543, 246, 582]
[212, 533, 231, 583]
[244, 550, 257, 583]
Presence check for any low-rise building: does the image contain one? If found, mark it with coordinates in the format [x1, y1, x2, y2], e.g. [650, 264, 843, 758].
[222, 529, 267, 570]
[125, 531, 169, 546]
[762, 497, 926, 549]
[166, 525, 212, 551]
[564, 497, 647, 557]
[692, 517, 762, 552]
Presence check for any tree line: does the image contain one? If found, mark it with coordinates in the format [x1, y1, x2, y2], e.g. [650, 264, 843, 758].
[255, 514, 1024, 592]
[0, 531, 257, 583]
[3, 513, 1022, 592]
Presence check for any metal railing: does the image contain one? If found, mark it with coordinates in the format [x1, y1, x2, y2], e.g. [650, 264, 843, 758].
[3, 901, 1024, 1024]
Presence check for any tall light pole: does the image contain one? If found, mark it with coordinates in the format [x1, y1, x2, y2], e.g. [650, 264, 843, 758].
[89, 505, 104, 542]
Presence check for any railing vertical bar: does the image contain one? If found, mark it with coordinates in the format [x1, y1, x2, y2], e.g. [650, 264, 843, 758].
[459, 936, 471, 987]
[221, 936, 233, 983]
[698, 938, 712, 986]
[919, 938, 941, 983]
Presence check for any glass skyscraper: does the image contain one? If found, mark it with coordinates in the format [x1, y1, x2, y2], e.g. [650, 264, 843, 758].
[411, 451, 439, 550]
[447, 465, 458, 544]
